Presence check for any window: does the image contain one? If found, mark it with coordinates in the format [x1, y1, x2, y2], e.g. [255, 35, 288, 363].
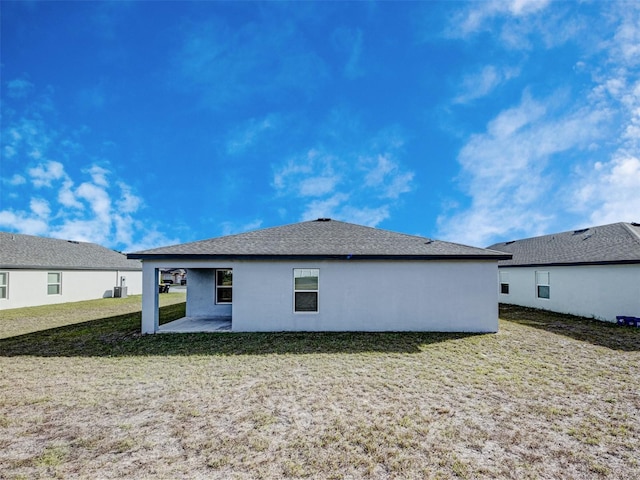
[499, 270, 509, 295]
[47, 272, 61, 295]
[536, 271, 550, 299]
[0, 272, 7, 299]
[294, 268, 319, 313]
[216, 269, 232, 304]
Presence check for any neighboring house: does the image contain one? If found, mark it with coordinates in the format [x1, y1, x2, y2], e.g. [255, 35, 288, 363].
[487, 222, 640, 322]
[161, 268, 186, 284]
[128, 218, 511, 334]
[0, 232, 142, 310]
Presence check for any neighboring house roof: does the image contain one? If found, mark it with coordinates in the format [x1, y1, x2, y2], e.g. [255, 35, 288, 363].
[128, 218, 511, 261]
[0, 232, 142, 270]
[487, 222, 640, 267]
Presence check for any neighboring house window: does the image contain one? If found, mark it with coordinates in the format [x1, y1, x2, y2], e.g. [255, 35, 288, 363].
[499, 270, 509, 295]
[0, 272, 7, 299]
[536, 271, 550, 299]
[294, 268, 319, 313]
[48, 272, 62, 295]
[216, 269, 232, 304]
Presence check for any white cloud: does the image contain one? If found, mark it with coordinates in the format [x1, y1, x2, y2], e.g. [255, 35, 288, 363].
[220, 219, 264, 236]
[337, 205, 390, 227]
[454, 65, 520, 103]
[301, 193, 348, 222]
[363, 154, 414, 199]
[299, 176, 340, 197]
[6, 78, 34, 99]
[273, 116, 414, 227]
[51, 220, 104, 244]
[0, 157, 155, 250]
[226, 114, 280, 155]
[0, 211, 48, 236]
[77, 182, 112, 224]
[8, 174, 26, 186]
[58, 180, 83, 209]
[1, 80, 177, 251]
[572, 155, 640, 225]
[273, 149, 341, 198]
[0, 161, 144, 247]
[87, 165, 110, 187]
[438, 2, 640, 246]
[448, 0, 552, 39]
[29, 198, 51, 219]
[445, 0, 590, 52]
[116, 182, 142, 213]
[438, 91, 610, 246]
[28, 160, 65, 188]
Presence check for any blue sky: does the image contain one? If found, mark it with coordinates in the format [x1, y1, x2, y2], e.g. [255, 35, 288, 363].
[1, 1, 639, 252]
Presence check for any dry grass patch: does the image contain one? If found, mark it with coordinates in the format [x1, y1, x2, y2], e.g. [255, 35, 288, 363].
[0, 302, 638, 479]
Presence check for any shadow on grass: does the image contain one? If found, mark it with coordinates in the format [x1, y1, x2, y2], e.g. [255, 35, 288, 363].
[0, 303, 480, 357]
[500, 304, 640, 352]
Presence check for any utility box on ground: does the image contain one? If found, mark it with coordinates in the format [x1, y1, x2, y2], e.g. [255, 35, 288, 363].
[113, 286, 128, 298]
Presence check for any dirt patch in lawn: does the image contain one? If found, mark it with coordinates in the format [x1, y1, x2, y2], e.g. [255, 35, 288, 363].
[0, 303, 638, 479]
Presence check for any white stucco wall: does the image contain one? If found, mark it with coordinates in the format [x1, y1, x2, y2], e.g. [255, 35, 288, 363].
[138, 258, 499, 333]
[0, 269, 142, 310]
[232, 259, 498, 332]
[498, 264, 640, 322]
[185, 268, 232, 318]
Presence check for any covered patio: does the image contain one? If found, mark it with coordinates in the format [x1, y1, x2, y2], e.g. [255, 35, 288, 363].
[159, 316, 232, 333]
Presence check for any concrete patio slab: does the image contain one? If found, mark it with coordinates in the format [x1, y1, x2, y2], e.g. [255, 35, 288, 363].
[158, 317, 231, 333]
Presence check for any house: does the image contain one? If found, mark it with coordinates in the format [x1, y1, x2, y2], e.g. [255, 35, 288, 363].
[0, 232, 142, 310]
[160, 268, 187, 285]
[127, 218, 511, 333]
[487, 222, 640, 322]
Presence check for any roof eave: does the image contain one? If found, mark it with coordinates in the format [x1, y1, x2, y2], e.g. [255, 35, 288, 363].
[127, 253, 512, 261]
[0, 265, 142, 271]
[499, 259, 640, 268]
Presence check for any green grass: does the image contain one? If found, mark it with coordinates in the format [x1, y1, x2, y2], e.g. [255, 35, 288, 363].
[0, 293, 187, 340]
[0, 300, 638, 479]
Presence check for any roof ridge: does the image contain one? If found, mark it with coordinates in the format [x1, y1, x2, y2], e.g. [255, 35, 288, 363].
[622, 222, 640, 245]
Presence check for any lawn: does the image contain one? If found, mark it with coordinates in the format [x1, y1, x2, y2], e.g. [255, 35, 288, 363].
[0, 299, 638, 479]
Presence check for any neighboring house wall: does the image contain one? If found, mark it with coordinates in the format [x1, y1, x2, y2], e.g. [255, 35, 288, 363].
[498, 264, 640, 322]
[0, 269, 142, 310]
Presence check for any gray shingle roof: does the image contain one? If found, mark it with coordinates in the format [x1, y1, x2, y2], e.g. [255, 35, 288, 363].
[487, 222, 640, 267]
[0, 232, 142, 270]
[128, 219, 511, 260]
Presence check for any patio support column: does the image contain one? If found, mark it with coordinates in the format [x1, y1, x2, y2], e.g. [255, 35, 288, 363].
[141, 263, 159, 334]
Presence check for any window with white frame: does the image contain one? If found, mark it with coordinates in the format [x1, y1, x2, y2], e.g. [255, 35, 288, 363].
[215, 269, 232, 304]
[536, 271, 550, 299]
[47, 272, 62, 295]
[294, 268, 319, 313]
[0, 272, 7, 299]
[499, 270, 509, 295]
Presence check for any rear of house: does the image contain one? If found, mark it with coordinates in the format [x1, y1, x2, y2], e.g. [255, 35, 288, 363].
[0, 232, 142, 310]
[488, 222, 640, 322]
[129, 219, 511, 333]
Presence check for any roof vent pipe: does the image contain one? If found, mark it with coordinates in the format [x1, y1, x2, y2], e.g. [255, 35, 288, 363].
[316, 218, 331, 222]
